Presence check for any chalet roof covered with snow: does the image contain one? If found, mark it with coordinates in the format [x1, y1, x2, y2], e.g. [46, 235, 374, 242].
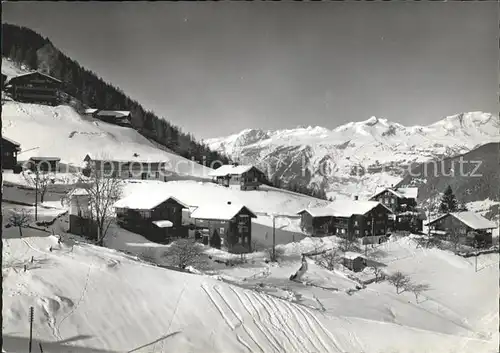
[342, 252, 364, 260]
[83, 153, 168, 165]
[298, 200, 392, 218]
[85, 108, 98, 114]
[29, 156, 61, 161]
[8, 71, 62, 83]
[190, 203, 257, 220]
[96, 110, 131, 118]
[152, 220, 173, 228]
[67, 188, 89, 197]
[208, 165, 255, 177]
[370, 187, 419, 200]
[114, 192, 189, 211]
[2, 136, 21, 147]
[427, 211, 497, 230]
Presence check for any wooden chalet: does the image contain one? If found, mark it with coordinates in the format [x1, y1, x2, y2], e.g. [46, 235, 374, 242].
[28, 156, 61, 173]
[83, 154, 169, 181]
[94, 110, 132, 127]
[1, 74, 7, 89]
[341, 252, 366, 272]
[1, 136, 21, 170]
[369, 186, 424, 232]
[67, 188, 98, 239]
[426, 211, 496, 248]
[114, 193, 190, 244]
[190, 201, 257, 252]
[297, 196, 393, 244]
[6, 71, 62, 105]
[209, 164, 267, 190]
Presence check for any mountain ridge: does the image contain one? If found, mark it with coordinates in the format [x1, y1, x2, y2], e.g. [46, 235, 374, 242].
[207, 111, 499, 200]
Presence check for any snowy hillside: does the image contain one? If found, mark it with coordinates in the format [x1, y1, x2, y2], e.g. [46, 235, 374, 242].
[1, 60, 211, 179]
[3, 225, 498, 353]
[207, 114, 500, 200]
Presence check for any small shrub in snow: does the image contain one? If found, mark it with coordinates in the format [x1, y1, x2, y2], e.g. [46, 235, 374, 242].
[406, 282, 431, 303]
[387, 271, 411, 294]
[8, 209, 31, 238]
[371, 265, 385, 283]
[266, 247, 285, 262]
[315, 249, 341, 271]
[161, 239, 206, 269]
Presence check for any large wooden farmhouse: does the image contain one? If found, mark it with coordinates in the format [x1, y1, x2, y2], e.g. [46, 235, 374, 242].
[426, 211, 496, 248]
[114, 193, 190, 243]
[369, 186, 424, 232]
[1, 136, 21, 170]
[82, 154, 171, 181]
[6, 71, 62, 105]
[209, 164, 267, 190]
[190, 202, 257, 253]
[297, 197, 393, 244]
[94, 110, 132, 127]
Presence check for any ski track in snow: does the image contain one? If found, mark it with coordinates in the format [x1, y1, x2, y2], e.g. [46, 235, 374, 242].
[202, 282, 349, 353]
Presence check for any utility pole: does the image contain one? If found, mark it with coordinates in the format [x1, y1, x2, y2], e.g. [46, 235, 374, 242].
[34, 169, 38, 221]
[29, 306, 34, 353]
[272, 215, 276, 262]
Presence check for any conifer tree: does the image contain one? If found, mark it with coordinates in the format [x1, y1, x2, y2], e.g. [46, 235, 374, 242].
[439, 185, 458, 214]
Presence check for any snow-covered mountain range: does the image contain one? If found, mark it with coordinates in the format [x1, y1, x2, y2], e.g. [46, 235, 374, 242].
[206, 113, 500, 200]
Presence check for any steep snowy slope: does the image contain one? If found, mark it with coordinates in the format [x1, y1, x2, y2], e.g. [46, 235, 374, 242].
[3, 226, 497, 353]
[1, 58, 211, 179]
[207, 114, 500, 200]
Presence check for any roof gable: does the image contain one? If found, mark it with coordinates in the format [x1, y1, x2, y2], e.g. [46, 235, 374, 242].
[427, 211, 497, 230]
[298, 200, 392, 218]
[208, 164, 259, 177]
[190, 203, 257, 220]
[114, 193, 189, 211]
[2, 136, 21, 149]
[9, 71, 62, 84]
[369, 187, 418, 200]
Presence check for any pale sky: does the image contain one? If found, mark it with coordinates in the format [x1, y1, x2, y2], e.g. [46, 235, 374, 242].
[3, 2, 497, 140]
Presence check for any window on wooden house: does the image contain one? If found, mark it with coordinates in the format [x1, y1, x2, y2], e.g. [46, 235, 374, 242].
[139, 210, 151, 218]
[391, 198, 396, 204]
[354, 220, 359, 226]
[155, 172, 160, 179]
[354, 229, 360, 235]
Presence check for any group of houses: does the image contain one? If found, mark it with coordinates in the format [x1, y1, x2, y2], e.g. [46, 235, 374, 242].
[2, 71, 132, 127]
[1, 136, 61, 173]
[68, 187, 258, 253]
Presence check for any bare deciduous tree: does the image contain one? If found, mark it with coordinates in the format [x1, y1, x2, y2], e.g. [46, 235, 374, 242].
[23, 171, 54, 203]
[406, 282, 431, 303]
[77, 160, 122, 246]
[266, 246, 285, 262]
[315, 249, 341, 270]
[387, 271, 411, 294]
[371, 264, 384, 283]
[8, 209, 31, 237]
[338, 232, 359, 253]
[162, 239, 206, 269]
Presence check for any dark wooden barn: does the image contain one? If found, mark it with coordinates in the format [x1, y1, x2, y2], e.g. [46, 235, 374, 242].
[28, 157, 61, 173]
[208, 164, 267, 190]
[6, 72, 62, 106]
[1, 137, 21, 170]
[426, 211, 496, 248]
[114, 194, 190, 243]
[298, 198, 393, 244]
[190, 202, 257, 252]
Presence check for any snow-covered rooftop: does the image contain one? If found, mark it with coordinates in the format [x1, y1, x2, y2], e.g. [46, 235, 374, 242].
[2, 136, 21, 147]
[342, 251, 364, 260]
[67, 188, 89, 197]
[451, 212, 496, 230]
[85, 108, 98, 114]
[8, 71, 62, 83]
[114, 193, 189, 211]
[208, 165, 254, 177]
[190, 203, 257, 221]
[96, 110, 131, 118]
[370, 187, 419, 200]
[152, 220, 173, 228]
[298, 200, 391, 218]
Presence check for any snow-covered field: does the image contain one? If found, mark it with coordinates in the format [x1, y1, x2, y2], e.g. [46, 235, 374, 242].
[3, 222, 498, 353]
[1, 58, 211, 180]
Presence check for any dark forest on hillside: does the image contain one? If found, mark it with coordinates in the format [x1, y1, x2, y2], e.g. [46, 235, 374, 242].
[2, 24, 329, 200]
